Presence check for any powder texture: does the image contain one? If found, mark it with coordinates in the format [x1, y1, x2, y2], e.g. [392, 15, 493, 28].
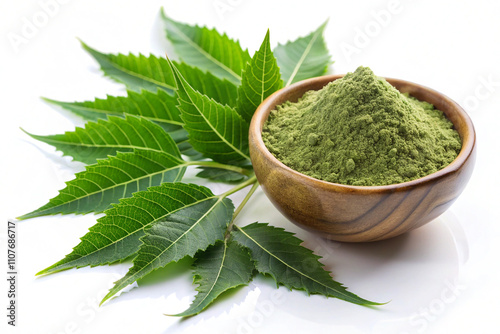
[262, 66, 462, 186]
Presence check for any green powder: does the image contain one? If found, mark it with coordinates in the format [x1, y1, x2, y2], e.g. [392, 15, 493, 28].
[262, 66, 462, 186]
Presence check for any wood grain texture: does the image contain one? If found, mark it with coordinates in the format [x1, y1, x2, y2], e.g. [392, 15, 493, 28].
[249, 75, 476, 242]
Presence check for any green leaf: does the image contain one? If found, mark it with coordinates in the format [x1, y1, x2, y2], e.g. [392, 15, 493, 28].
[101, 186, 234, 304]
[43, 89, 183, 132]
[42, 90, 200, 157]
[175, 62, 238, 107]
[237, 30, 283, 123]
[232, 223, 380, 306]
[168, 59, 250, 164]
[172, 240, 254, 317]
[81, 41, 176, 93]
[161, 11, 251, 85]
[196, 167, 247, 183]
[82, 42, 238, 106]
[22, 115, 181, 164]
[36, 183, 223, 275]
[274, 21, 331, 86]
[19, 149, 186, 219]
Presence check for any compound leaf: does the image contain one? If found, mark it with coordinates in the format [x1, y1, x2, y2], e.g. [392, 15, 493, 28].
[232, 223, 380, 306]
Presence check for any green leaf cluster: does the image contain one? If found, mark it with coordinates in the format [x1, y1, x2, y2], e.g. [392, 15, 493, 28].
[20, 10, 379, 316]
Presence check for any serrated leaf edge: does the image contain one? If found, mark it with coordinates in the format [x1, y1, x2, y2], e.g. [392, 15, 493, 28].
[18, 150, 187, 220]
[80, 40, 177, 92]
[281, 21, 328, 87]
[100, 194, 231, 305]
[161, 10, 247, 83]
[37, 185, 224, 276]
[233, 223, 381, 305]
[168, 59, 251, 162]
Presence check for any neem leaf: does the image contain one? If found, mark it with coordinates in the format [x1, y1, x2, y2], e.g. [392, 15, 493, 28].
[168, 59, 250, 164]
[81, 41, 176, 93]
[42, 90, 201, 157]
[82, 42, 238, 106]
[43, 89, 183, 132]
[22, 115, 181, 164]
[101, 187, 234, 305]
[196, 167, 248, 183]
[36, 183, 222, 276]
[161, 11, 251, 85]
[237, 30, 283, 123]
[232, 223, 380, 306]
[174, 62, 239, 107]
[25, 16, 381, 317]
[274, 21, 331, 86]
[19, 149, 187, 219]
[171, 240, 254, 317]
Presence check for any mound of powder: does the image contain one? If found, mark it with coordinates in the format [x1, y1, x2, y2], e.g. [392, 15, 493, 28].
[262, 66, 462, 186]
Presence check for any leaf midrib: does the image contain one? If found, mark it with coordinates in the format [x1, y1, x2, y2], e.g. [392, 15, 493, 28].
[33, 154, 186, 216]
[191, 240, 228, 313]
[285, 27, 322, 87]
[104, 56, 176, 91]
[50, 103, 184, 126]
[32, 138, 170, 154]
[177, 71, 250, 161]
[169, 22, 242, 83]
[44, 193, 221, 274]
[260, 39, 268, 103]
[235, 226, 354, 301]
[117, 196, 227, 291]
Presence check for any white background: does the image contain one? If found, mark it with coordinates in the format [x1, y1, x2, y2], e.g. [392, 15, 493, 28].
[1, 0, 499, 333]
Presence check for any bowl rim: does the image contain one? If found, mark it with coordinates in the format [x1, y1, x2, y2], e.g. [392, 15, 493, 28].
[249, 74, 476, 193]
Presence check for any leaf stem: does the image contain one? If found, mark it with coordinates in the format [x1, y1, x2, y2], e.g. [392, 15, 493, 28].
[221, 175, 257, 198]
[221, 176, 259, 238]
[232, 180, 259, 221]
[187, 160, 253, 177]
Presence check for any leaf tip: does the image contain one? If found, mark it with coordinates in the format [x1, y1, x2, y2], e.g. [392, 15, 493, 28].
[163, 312, 187, 318]
[35, 263, 58, 276]
[159, 7, 168, 20]
[35, 269, 48, 276]
[40, 97, 64, 108]
[99, 292, 112, 307]
[40, 96, 53, 103]
[78, 38, 90, 50]
[19, 127, 35, 140]
[16, 212, 35, 221]
[79, 40, 104, 59]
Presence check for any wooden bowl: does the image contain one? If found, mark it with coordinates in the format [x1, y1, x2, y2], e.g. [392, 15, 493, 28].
[249, 75, 476, 242]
